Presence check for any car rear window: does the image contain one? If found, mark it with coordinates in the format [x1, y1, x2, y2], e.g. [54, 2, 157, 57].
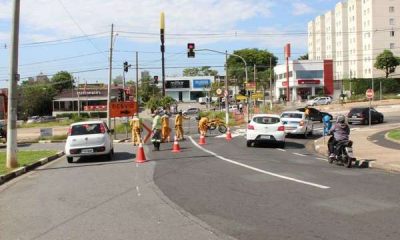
[71, 123, 104, 135]
[253, 117, 280, 124]
[349, 108, 367, 114]
[281, 113, 303, 119]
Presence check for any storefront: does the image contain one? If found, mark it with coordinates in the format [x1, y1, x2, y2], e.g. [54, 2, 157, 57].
[165, 76, 214, 102]
[274, 60, 333, 101]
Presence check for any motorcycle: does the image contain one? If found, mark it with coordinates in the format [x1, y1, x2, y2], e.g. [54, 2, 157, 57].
[328, 136, 356, 168]
[207, 119, 227, 134]
[151, 129, 162, 151]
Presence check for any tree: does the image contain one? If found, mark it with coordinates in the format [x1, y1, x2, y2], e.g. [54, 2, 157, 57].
[18, 85, 56, 119]
[51, 71, 74, 93]
[113, 75, 123, 85]
[139, 75, 161, 103]
[374, 49, 400, 78]
[298, 54, 309, 60]
[159, 96, 177, 110]
[183, 66, 218, 76]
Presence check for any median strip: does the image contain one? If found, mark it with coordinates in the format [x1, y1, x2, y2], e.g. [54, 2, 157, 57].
[189, 136, 330, 190]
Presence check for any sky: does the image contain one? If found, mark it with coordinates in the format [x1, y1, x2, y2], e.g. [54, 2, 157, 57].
[0, 0, 339, 88]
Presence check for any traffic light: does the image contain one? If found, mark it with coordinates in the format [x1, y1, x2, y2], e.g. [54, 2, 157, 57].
[187, 43, 195, 58]
[123, 61, 129, 72]
[153, 76, 159, 84]
[118, 89, 124, 101]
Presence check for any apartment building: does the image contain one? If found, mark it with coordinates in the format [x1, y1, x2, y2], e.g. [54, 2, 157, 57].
[308, 0, 400, 80]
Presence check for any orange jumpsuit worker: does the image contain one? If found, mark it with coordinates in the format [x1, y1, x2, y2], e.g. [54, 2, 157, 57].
[175, 111, 185, 140]
[198, 116, 209, 136]
[130, 113, 142, 146]
[161, 113, 171, 142]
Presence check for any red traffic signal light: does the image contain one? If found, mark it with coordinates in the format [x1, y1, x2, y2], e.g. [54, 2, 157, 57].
[187, 43, 195, 58]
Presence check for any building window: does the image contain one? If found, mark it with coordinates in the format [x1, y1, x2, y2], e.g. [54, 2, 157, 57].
[390, 18, 395, 25]
[389, 6, 395, 13]
[390, 31, 395, 37]
[390, 43, 395, 49]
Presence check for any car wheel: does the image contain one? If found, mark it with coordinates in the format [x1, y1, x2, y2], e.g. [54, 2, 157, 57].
[379, 116, 384, 123]
[67, 157, 73, 163]
[107, 151, 113, 161]
[246, 140, 253, 147]
[278, 141, 285, 148]
[364, 118, 369, 125]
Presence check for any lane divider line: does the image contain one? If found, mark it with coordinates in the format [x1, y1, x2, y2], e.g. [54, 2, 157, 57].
[275, 148, 286, 152]
[293, 153, 307, 157]
[188, 137, 330, 190]
[316, 157, 328, 162]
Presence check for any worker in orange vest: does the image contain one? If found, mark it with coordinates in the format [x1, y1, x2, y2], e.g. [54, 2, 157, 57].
[198, 116, 209, 137]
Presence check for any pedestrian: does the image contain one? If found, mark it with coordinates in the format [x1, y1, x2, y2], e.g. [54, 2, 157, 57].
[305, 106, 310, 120]
[239, 102, 243, 113]
[174, 110, 188, 140]
[129, 113, 142, 146]
[198, 116, 209, 136]
[161, 112, 171, 143]
[151, 110, 162, 151]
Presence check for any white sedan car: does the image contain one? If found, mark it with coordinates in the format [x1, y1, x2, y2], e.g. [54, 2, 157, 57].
[280, 111, 313, 137]
[306, 97, 331, 106]
[65, 121, 114, 163]
[246, 114, 285, 148]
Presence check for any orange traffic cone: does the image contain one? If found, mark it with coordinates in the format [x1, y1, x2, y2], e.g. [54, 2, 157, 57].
[136, 142, 147, 163]
[171, 136, 181, 153]
[226, 127, 232, 141]
[199, 134, 206, 145]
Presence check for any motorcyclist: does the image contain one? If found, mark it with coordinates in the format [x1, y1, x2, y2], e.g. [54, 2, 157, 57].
[151, 110, 162, 151]
[322, 114, 332, 136]
[328, 114, 350, 159]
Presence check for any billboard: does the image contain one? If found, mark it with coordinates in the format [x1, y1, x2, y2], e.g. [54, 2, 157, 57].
[165, 80, 190, 89]
[193, 79, 211, 89]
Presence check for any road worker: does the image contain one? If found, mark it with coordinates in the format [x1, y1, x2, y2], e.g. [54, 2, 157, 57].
[175, 110, 187, 141]
[129, 113, 142, 146]
[161, 112, 171, 142]
[198, 116, 209, 136]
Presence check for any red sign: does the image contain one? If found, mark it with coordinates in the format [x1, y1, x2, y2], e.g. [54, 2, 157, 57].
[282, 81, 288, 87]
[84, 105, 107, 111]
[366, 89, 374, 99]
[110, 101, 137, 117]
[297, 79, 321, 85]
[284, 43, 291, 58]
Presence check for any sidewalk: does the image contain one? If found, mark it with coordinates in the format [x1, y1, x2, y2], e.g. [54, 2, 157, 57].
[313, 123, 400, 172]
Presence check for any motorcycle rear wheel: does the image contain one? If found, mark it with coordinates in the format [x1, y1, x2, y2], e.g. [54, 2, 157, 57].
[218, 125, 227, 134]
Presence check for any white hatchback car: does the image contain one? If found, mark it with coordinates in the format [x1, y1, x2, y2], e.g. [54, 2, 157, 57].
[246, 114, 285, 148]
[306, 97, 331, 106]
[280, 111, 313, 137]
[65, 121, 114, 163]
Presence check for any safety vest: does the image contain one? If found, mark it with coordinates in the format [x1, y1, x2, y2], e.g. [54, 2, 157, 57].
[175, 115, 183, 125]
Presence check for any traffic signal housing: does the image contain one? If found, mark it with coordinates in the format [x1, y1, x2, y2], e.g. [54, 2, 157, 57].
[153, 75, 159, 84]
[187, 43, 195, 58]
[123, 61, 130, 72]
[118, 89, 124, 101]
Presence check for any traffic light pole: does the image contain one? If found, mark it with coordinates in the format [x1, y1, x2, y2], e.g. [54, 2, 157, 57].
[6, 0, 20, 169]
[160, 12, 166, 97]
[107, 24, 114, 129]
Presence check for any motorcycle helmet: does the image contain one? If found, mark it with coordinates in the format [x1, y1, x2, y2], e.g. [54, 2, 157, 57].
[336, 114, 346, 124]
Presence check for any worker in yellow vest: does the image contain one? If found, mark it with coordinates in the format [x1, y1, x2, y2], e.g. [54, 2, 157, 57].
[161, 113, 171, 142]
[198, 116, 209, 136]
[129, 113, 142, 146]
[175, 111, 187, 141]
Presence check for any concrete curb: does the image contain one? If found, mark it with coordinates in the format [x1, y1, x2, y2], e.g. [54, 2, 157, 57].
[0, 151, 65, 185]
[384, 131, 400, 144]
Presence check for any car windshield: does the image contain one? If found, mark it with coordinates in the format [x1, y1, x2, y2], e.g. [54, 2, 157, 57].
[71, 123, 104, 135]
[281, 113, 303, 119]
[253, 116, 280, 124]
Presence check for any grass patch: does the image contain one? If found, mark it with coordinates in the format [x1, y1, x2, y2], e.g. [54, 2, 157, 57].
[18, 120, 74, 128]
[388, 129, 400, 141]
[39, 134, 68, 141]
[0, 150, 58, 175]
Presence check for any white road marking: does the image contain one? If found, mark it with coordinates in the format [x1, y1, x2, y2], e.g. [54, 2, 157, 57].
[293, 153, 307, 157]
[189, 137, 330, 189]
[316, 157, 328, 162]
[275, 148, 286, 152]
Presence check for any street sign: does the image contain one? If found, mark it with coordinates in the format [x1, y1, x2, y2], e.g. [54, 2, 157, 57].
[110, 101, 137, 117]
[216, 88, 222, 96]
[366, 88, 374, 99]
[245, 82, 256, 91]
[40, 128, 53, 138]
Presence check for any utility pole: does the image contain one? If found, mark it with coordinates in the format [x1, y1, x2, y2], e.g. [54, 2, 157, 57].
[107, 23, 114, 128]
[77, 77, 80, 117]
[269, 57, 273, 110]
[136, 51, 139, 115]
[225, 51, 229, 125]
[160, 12, 166, 96]
[6, 0, 20, 169]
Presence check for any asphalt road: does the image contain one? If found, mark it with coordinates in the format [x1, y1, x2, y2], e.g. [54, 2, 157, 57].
[1, 113, 399, 240]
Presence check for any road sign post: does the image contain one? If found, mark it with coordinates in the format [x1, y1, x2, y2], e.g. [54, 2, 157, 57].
[366, 89, 374, 128]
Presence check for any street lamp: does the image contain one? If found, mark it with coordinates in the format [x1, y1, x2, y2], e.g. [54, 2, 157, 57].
[196, 49, 248, 125]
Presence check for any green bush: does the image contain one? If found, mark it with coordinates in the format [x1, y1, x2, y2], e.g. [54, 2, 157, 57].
[89, 112, 107, 118]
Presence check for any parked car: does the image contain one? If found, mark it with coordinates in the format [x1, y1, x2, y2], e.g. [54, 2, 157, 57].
[306, 97, 331, 106]
[280, 111, 313, 137]
[296, 107, 333, 122]
[246, 114, 285, 148]
[27, 116, 40, 123]
[183, 107, 200, 116]
[347, 107, 384, 125]
[65, 121, 114, 163]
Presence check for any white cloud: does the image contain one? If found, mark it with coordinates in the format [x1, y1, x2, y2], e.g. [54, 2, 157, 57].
[292, 2, 315, 16]
[7, 0, 274, 45]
